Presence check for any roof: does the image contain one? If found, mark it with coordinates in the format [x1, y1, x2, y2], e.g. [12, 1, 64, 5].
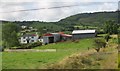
[43, 33, 53, 36]
[61, 34, 72, 37]
[72, 30, 96, 34]
[59, 32, 72, 37]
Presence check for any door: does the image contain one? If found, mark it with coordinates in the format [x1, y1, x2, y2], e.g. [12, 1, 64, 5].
[49, 37, 54, 43]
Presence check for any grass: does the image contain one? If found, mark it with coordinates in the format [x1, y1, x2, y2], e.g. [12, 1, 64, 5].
[3, 52, 72, 69]
[35, 38, 94, 50]
[2, 34, 118, 69]
[119, 53, 120, 68]
[0, 24, 2, 46]
[2, 38, 95, 69]
[47, 47, 118, 69]
[0, 52, 2, 70]
[47, 36, 118, 69]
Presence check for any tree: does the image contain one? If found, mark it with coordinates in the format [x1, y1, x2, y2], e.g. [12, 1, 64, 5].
[2, 23, 20, 48]
[104, 20, 118, 34]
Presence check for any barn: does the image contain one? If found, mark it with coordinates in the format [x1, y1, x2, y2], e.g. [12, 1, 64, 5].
[42, 33, 61, 44]
[72, 30, 97, 39]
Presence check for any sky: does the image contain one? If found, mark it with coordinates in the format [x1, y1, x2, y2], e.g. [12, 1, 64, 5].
[0, 0, 119, 22]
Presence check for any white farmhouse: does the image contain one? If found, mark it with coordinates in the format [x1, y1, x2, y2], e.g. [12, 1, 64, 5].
[21, 25, 27, 29]
[72, 30, 97, 39]
[19, 34, 39, 44]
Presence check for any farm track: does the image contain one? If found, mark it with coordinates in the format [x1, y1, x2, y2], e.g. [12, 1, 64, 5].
[4, 49, 56, 52]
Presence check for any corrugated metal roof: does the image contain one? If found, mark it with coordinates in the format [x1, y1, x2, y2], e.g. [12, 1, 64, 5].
[72, 30, 96, 34]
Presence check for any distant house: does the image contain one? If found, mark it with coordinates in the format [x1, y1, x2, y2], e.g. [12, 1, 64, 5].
[21, 25, 27, 29]
[72, 30, 97, 39]
[19, 34, 39, 44]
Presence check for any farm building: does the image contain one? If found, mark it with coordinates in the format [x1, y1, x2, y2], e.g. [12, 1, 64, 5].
[19, 34, 39, 44]
[72, 30, 97, 39]
[59, 32, 72, 41]
[42, 33, 61, 44]
[42, 33, 72, 44]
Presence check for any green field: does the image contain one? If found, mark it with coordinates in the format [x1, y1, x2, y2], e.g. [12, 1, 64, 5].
[0, 24, 2, 46]
[2, 35, 118, 69]
[2, 38, 94, 69]
[118, 53, 120, 68]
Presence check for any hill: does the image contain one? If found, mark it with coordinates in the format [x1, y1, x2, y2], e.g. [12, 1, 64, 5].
[1, 11, 119, 33]
[58, 11, 118, 27]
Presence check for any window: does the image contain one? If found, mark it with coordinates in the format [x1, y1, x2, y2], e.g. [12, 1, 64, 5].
[31, 36, 34, 38]
[23, 40, 26, 42]
[23, 37, 26, 39]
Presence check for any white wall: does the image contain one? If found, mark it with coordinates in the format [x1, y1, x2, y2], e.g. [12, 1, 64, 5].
[20, 36, 39, 44]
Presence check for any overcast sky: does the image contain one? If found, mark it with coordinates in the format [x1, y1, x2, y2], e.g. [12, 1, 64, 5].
[0, 0, 119, 22]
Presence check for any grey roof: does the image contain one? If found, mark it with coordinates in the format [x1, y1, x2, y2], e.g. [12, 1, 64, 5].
[72, 30, 96, 34]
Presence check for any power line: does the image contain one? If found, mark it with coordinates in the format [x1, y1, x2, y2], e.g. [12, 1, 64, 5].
[0, 4, 80, 13]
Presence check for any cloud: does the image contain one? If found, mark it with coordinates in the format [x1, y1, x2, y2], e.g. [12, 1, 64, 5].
[98, 3, 118, 11]
[0, 0, 119, 2]
[0, 2, 118, 22]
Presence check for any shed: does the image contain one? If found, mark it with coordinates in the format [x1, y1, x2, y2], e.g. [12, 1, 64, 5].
[72, 30, 97, 39]
[42, 33, 54, 44]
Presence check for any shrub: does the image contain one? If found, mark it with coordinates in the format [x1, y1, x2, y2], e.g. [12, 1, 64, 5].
[0, 47, 4, 52]
[18, 42, 42, 49]
[72, 40, 79, 43]
[81, 57, 92, 65]
[74, 40, 79, 43]
[94, 38, 106, 52]
[104, 34, 110, 42]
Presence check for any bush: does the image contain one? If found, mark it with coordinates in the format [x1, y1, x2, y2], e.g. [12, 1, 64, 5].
[72, 40, 79, 43]
[0, 47, 4, 52]
[104, 34, 110, 42]
[81, 57, 92, 65]
[18, 42, 42, 49]
[94, 38, 106, 52]
[74, 40, 79, 43]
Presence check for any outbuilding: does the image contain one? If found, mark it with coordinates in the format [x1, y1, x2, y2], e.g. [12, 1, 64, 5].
[72, 30, 97, 39]
[42, 33, 61, 44]
[59, 32, 72, 41]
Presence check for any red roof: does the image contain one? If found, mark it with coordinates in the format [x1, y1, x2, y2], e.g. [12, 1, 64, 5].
[59, 32, 72, 37]
[61, 34, 72, 37]
[59, 32, 64, 34]
[43, 33, 53, 36]
[32, 34, 37, 36]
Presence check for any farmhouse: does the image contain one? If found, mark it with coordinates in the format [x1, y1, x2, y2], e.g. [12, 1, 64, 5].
[72, 30, 97, 39]
[19, 34, 39, 44]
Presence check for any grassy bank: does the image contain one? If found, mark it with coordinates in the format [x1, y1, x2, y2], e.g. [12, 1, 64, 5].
[2, 38, 94, 69]
[2, 35, 118, 69]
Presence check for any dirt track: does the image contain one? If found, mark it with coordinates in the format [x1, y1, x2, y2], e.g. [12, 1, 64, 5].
[4, 49, 56, 52]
